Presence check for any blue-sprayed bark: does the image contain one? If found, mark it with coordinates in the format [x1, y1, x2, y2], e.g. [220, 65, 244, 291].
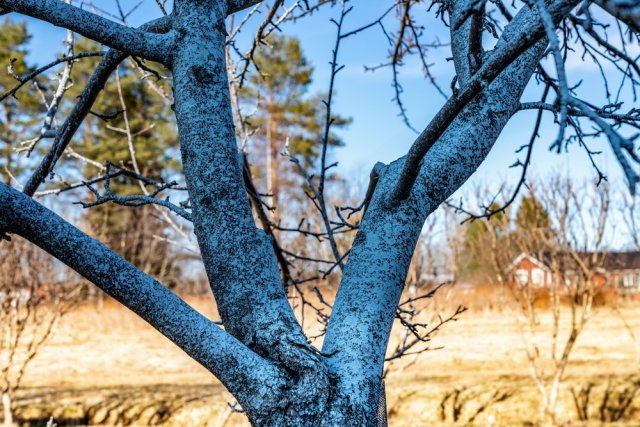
[0, 0, 584, 425]
[170, 0, 329, 422]
[321, 1, 580, 418]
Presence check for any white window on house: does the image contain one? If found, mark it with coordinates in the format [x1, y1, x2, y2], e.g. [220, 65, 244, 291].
[515, 268, 545, 288]
[515, 270, 529, 287]
[531, 268, 545, 288]
[622, 271, 640, 291]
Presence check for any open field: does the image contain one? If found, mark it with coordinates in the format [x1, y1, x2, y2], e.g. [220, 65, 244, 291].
[6, 290, 640, 426]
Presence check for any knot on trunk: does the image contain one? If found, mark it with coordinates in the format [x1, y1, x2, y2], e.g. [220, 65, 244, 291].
[248, 337, 333, 426]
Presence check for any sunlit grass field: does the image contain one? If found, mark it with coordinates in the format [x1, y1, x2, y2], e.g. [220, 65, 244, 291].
[9, 287, 640, 426]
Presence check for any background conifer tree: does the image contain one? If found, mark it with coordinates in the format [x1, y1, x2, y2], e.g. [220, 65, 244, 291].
[240, 34, 350, 224]
[0, 18, 41, 184]
[70, 39, 183, 288]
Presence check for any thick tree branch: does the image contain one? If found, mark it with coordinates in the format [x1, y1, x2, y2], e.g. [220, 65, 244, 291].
[0, 182, 287, 418]
[242, 154, 293, 285]
[170, 4, 328, 411]
[322, 3, 565, 415]
[0, 0, 174, 64]
[593, 0, 640, 34]
[228, 0, 264, 15]
[450, 0, 485, 84]
[22, 16, 173, 197]
[389, 0, 580, 204]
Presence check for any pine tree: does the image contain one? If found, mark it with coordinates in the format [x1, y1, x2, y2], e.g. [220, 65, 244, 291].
[515, 194, 551, 231]
[459, 204, 508, 282]
[0, 18, 41, 184]
[240, 34, 350, 224]
[69, 38, 182, 287]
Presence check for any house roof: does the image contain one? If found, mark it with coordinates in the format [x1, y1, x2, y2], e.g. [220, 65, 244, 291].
[509, 251, 640, 272]
[506, 253, 550, 272]
[600, 251, 640, 270]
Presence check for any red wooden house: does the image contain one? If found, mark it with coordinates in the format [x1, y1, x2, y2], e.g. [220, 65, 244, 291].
[506, 251, 640, 295]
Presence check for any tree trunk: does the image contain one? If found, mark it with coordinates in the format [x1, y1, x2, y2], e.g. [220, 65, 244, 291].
[0, 0, 583, 425]
[266, 114, 280, 226]
[2, 392, 12, 427]
[270, 118, 280, 226]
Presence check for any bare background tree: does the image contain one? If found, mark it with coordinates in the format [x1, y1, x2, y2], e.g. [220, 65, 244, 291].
[510, 179, 611, 424]
[0, 237, 81, 427]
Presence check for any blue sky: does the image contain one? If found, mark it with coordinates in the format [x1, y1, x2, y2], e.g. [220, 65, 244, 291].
[13, 0, 640, 246]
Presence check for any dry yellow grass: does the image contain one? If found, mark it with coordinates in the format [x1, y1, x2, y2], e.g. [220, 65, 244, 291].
[8, 289, 640, 426]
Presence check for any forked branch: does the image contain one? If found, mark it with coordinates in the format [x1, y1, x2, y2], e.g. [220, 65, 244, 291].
[389, 0, 580, 204]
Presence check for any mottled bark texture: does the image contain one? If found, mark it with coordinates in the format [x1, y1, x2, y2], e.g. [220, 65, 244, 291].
[170, 1, 330, 422]
[0, 0, 580, 425]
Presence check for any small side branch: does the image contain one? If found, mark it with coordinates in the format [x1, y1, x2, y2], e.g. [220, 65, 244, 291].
[593, 0, 640, 34]
[17, 18, 76, 157]
[389, 0, 580, 205]
[1, 52, 104, 103]
[77, 168, 192, 222]
[22, 16, 173, 197]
